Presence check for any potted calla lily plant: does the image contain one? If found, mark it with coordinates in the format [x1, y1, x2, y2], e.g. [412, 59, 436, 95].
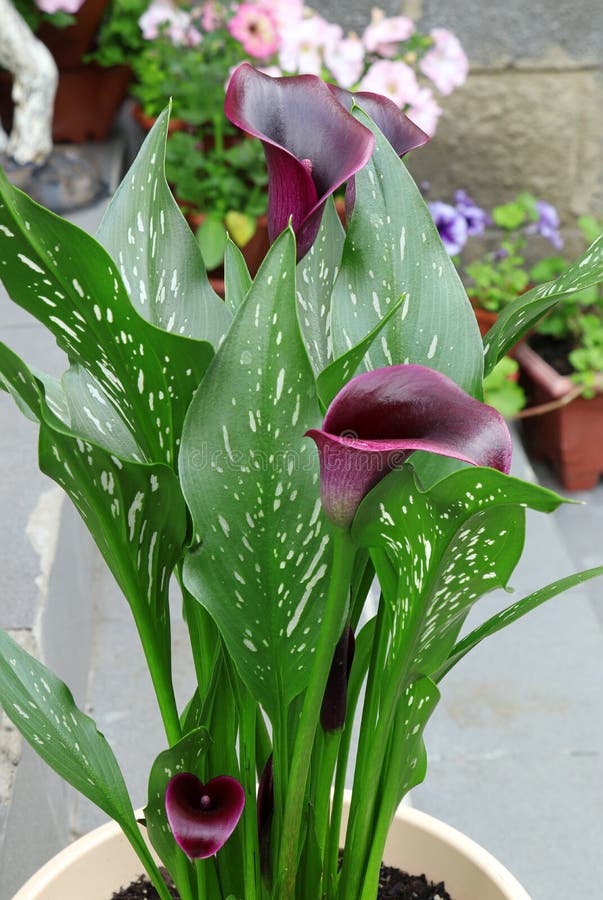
[2, 62, 603, 900]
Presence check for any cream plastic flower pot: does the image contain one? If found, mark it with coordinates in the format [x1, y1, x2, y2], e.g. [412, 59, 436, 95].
[14, 803, 531, 900]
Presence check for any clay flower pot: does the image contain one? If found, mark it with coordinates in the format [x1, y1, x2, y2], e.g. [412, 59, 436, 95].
[516, 342, 603, 490]
[13, 803, 530, 900]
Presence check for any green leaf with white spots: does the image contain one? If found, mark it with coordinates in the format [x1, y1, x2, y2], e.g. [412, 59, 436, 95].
[224, 237, 252, 315]
[352, 465, 567, 683]
[0, 342, 187, 707]
[436, 564, 603, 681]
[391, 677, 439, 799]
[0, 630, 137, 842]
[180, 229, 333, 720]
[483, 233, 603, 374]
[296, 196, 345, 375]
[330, 111, 483, 398]
[97, 107, 231, 348]
[316, 292, 406, 411]
[0, 169, 215, 466]
[144, 727, 211, 900]
[62, 364, 143, 460]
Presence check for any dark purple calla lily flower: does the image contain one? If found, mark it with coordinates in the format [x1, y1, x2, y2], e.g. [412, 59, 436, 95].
[306, 365, 512, 529]
[224, 62, 375, 260]
[327, 84, 429, 158]
[257, 754, 274, 879]
[321, 624, 355, 732]
[327, 85, 429, 219]
[165, 773, 245, 859]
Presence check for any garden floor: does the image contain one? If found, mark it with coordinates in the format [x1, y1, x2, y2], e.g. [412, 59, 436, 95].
[1, 115, 603, 899]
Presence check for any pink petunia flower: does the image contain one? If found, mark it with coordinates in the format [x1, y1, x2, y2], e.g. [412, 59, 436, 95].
[199, 1, 220, 32]
[405, 85, 442, 136]
[139, 0, 192, 45]
[358, 59, 419, 109]
[229, 3, 280, 59]
[419, 28, 468, 96]
[324, 35, 366, 89]
[363, 9, 415, 58]
[279, 14, 341, 76]
[253, 0, 304, 33]
[35, 0, 84, 12]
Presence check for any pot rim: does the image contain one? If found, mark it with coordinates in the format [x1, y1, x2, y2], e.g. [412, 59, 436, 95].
[14, 803, 531, 900]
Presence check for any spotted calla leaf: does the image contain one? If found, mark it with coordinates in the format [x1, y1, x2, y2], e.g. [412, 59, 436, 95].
[351, 465, 567, 682]
[315, 293, 406, 411]
[97, 107, 231, 348]
[296, 196, 345, 376]
[0, 168, 215, 466]
[0, 630, 170, 900]
[62, 364, 143, 460]
[483, 233, 603, 374]
[180, 229, 333, 719]
[436, 564, 603, 681]
[330, 110, 483, 398]
[0, 342, 187, 715]
[224, 237, 252, 315]
[144, 727, 211, 898]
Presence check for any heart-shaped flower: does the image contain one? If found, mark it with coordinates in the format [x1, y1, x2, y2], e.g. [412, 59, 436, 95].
[224, 62, 375, 260]
[306, 365, 512, 529]
[165, 773, 245, 859]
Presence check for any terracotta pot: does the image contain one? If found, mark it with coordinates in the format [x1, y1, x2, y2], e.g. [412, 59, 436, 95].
[37, 0, 111, 70]
[516, 342, 603, 490]
[0, 64, 130, 144]
[131, 103, 188, 136]
[13, 803, 530, 900]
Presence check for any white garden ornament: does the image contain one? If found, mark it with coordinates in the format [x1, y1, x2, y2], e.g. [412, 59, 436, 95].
[0, 0, 58, 165]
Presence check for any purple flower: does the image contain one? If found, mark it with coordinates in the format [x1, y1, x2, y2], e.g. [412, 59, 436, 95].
[328, 84, 429, 217]
[454, 189, 490, 237]
[527, 200, 564, 250]
[165, 773, 245, 859]
[327, 85, 429, 157]
[428, 201, 468, 255]
[224, 63, 375, 260]
[306, 365, 512, 529]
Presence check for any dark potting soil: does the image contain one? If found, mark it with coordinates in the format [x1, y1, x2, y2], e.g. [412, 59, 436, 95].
[111, 866, 453, 900]
[528, 334, 575, 377]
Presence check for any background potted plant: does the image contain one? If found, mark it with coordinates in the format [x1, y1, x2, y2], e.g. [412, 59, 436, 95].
[0, 0, 139, 143]
[130, 1, 469, 276]
[1, 63, 602, 900]
[428, 190, 564, 346]
[514, 215, 603, 489]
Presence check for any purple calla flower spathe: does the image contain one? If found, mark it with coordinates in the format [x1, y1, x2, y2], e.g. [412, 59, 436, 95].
[165, 773, 245, 859]
[306, 365, 512, 529]
[428, 201, 468, 256]
[327, 85, 429, 158]
[224, 62, 375, 260]
[327, 85, 429, 217]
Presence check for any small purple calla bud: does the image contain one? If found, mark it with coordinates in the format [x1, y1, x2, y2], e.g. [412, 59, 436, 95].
[165, 773, 245, 859]
[327, 84, 429, 218]
[321, 624, 355, 732]
[257, 753, 274, 880]
[224, 63, 375, 260]
[306, 365, 512, 529]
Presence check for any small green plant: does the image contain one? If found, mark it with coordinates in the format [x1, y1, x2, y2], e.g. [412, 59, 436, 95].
[483, 355, 526, 417]
[532, 215, 603, 396]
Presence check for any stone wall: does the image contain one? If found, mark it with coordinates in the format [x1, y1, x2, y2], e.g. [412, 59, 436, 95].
[318, 0, 603, 254]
